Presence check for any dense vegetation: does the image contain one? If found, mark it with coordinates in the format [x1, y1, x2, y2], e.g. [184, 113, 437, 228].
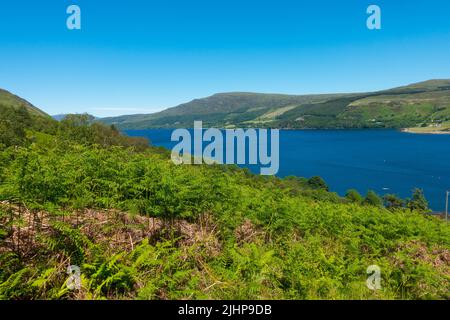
[0, 102, 449, 300]
[100, 79, 450, 130]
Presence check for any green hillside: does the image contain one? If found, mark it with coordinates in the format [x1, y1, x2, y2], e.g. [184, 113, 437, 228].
[99, 80, 450, 130]
[0, 90, 56, 147]
[0, 89, 49, 117]
[100, 92, 350, 129]
[0, 92, 449, 300]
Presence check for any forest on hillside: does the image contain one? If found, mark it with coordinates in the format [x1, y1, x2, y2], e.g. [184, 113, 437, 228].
[0, 106, 449, 300]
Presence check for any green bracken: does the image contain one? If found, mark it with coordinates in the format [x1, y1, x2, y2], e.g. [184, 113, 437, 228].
[0, 104, 449, 300]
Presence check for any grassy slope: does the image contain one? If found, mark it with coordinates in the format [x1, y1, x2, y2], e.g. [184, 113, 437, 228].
[0, 89, 49, 117]
[99, 80, 450, 130]
[100, 92, 353, 129]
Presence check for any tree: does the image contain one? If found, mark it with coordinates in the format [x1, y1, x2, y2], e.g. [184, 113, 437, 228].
[61, 113, 94, 127]
[363, 190, 383, 207]
[345, 189, 363, 204]
[383, 194, 404, 210]
[0, 105, 33, 147]
[307, 176, 329, 191]
[407, 189, 429, 213]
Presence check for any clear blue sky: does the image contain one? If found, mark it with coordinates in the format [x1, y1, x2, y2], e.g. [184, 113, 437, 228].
[1, 0, 450, 117]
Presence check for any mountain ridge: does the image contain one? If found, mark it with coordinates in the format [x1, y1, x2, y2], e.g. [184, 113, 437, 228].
[99, 79, 450, 129]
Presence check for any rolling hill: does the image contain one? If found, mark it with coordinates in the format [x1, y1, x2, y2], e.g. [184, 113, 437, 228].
[99, 80, 450, 130]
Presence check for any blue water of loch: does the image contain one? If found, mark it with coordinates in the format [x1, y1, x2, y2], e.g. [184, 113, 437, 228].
[125, 129, 450, 211]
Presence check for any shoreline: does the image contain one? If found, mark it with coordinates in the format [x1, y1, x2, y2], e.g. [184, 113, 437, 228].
[126, 127, 450, 134]
[401, 128, 450, 135]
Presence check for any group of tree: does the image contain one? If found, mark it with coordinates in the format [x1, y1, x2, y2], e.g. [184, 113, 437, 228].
[345, 188, 429, 213]
[0, 105, 150, 151]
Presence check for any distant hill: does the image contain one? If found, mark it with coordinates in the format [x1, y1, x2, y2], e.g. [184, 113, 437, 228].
[99, 79, 450, 129]
[52, 114, 99, 122]
[0, 89, 49, 118]
[52, 114, 68, 121]
[100, 92, 354, 129]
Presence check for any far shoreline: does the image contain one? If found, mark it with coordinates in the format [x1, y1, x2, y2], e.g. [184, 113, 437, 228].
[124, 126, 450, 135]
[401, 128, 450, 135]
